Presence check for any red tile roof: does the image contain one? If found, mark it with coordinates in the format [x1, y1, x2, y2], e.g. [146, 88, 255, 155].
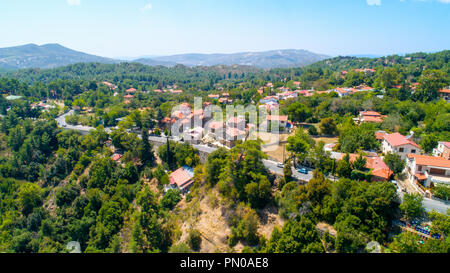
[112, 154, 123, 161]
[439, 88, 450, 94]
[267, 115, 288, 122]
[209, 121, 224, 129]
[415, 173, 427, 181]
[375, 131, 387, 140]
[226, 128, 246, 138]
[339, 154, 392, 180]
[124, 94, 134, 99]
[126, 88, 137, 93]
[170, 167, 194, 189]
[408, 154, 450, 168]
[362, 116, 384, 123]
[383, 133, 420, 148]
[360, 111, 382, 117]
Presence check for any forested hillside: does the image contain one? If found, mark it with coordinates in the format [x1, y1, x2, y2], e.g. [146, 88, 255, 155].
[0, 50, 448, 253]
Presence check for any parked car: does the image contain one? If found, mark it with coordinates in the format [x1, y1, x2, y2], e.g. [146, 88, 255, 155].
[297, 168, 308, 174]
[277, 163, 284, 168]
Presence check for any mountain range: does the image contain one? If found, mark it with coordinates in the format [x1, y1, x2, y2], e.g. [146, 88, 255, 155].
[0, 43, 117, 70]
[0, 43, 330, 70]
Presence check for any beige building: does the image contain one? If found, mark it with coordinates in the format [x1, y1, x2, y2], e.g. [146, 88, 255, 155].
[406, 154, 450, 188]
[382, 133, 420, 160]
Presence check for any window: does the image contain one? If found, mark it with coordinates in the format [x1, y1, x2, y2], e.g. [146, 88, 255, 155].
[418, 165, 422, 172]
[411, 149, 416, 154]
[399, 148, 404, 153]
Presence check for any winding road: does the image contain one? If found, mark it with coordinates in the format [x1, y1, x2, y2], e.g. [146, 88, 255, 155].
[55, 111, 450, 213]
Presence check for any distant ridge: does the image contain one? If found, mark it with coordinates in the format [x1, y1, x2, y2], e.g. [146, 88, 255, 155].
[0, 43, 118, 69]
[0, 44, 330, 69]
[136, 49, 330, 69]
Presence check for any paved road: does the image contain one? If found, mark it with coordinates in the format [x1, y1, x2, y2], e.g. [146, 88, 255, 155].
[149, 136, 313, 181]
[56, 110, 96, 134]
[53, 113, 450, 213]
[262, 159, 313, 183]
[56, 110, 112, 133]
[397, 189, 449, 215]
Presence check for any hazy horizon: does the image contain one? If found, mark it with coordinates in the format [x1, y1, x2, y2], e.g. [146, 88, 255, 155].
[1, 0, 449, 58]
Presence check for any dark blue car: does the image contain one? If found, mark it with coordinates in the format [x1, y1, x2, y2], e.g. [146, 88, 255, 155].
[297, 168, 308, 174]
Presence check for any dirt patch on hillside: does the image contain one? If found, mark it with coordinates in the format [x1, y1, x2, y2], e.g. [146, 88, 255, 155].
[316, 222, 337, 237]
[257, 204, 285, 240]
[177, 190, 232, 253]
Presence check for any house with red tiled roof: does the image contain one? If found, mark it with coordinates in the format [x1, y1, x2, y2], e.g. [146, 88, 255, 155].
[126, 88, 137, 93]
[266, 115, 289, 129]
[218, 97, 232, 104]
[406, 154, 450, 188]
[124, 94, 134, 99]
[258, 102, 279, 112]
[293, 81, 301, 87]
[333, 87, 355, 97]
[260, 96, 278, 104]
[168, 166, 195, 194]
[102, 81, 118, 90]
[277, 91, 298, 101]
[111, 153, 123, 162]
[433, 142, 450, 160]
[375, 131, 387, 142]
[208, 94, 220, 99]
[382, 133, 420, 160]
[227, 116, 246, 130]
[224, 127, 246, 148]
[339, 153, 393, 181]
[358, 111, 387, 124]
[439, 88, 450, 102]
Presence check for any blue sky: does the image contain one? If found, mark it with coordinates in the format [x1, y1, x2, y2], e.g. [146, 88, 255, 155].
[0, 0, 449, 58]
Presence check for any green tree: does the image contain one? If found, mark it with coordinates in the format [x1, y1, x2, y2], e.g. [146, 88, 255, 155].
[319, 117, 337, 135]
[161, 189, 182, 210]
[187, 229, 202, 251]
[383, 152, 405, 175]
[18, 183, 42, 215]
[400, 193, 425, 220]
[421, 134, 438, 154]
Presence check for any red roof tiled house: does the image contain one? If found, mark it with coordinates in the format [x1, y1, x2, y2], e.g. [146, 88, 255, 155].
[124, 94, 134, 99]
[382, 133, 420, 160]
[111, 154, 123, 162]
[208, 94, 220, 99]
[406, 154, 450, 188]
[224, 127, 246, 148]
[359, 111, 387, 124]
[102, 81, 118, 90]
[375, 131, 387, 142]
[227, 117, 246, 130]
[169, 166, 195, 194]
[439, 88, 450, 102]
[126, 88, 137, 93]
[433, 142, 450, 160]
[339, 153, 393, 181]
[266, 115, 289, 129]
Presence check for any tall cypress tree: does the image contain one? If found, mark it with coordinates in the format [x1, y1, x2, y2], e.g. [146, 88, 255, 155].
[141, 127, 154, 166]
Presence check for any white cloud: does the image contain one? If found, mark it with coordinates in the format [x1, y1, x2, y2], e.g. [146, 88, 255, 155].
[143, 3, 152, 10]
[66, 0, 81, 6]
[367, 0, 382, 5]
[437, 0, 450, 3]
